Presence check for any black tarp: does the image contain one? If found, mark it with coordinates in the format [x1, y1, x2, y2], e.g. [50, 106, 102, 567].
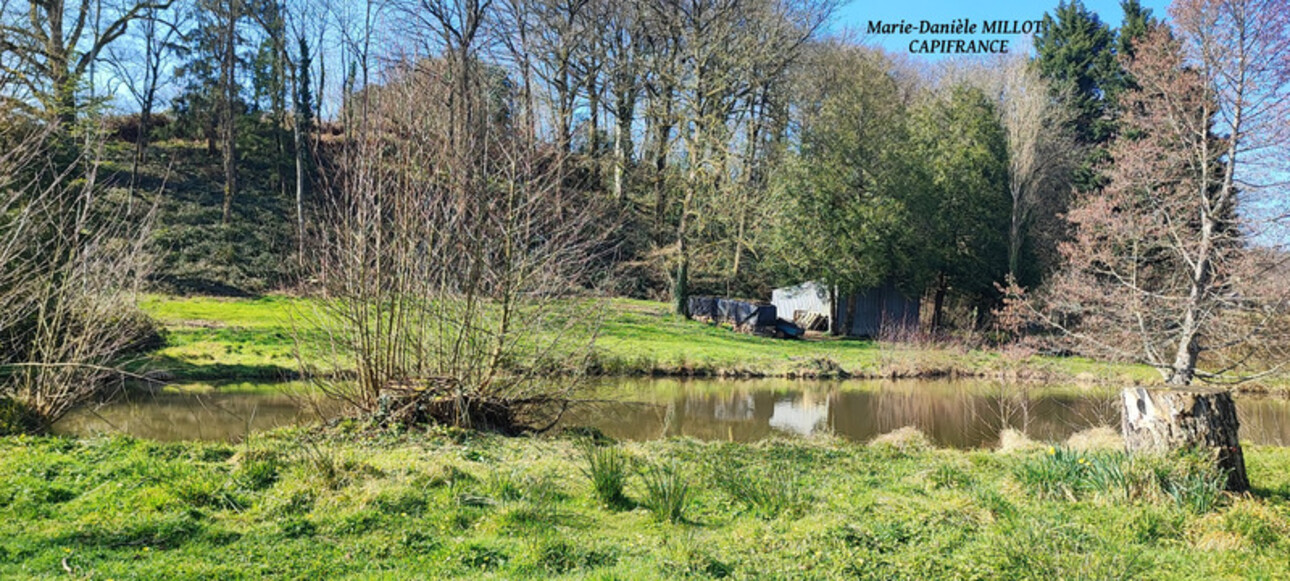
[689, 296, 776, 328]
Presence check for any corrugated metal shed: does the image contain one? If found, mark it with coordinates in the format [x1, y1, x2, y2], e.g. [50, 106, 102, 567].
[770, 280, 920, 338]
[770, 281, 832, 322]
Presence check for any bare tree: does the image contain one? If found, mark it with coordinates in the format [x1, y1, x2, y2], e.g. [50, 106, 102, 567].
[218, 0, 240, 224]
[596, 0, 641, 201]
[651, 0, 835, 316]
[0, 0, 173, 123]
[979, 55, 1079, 281]
[1037, 14, 1290, 386]
[526, 0, 590, 155]
[106, 2, 181, 202]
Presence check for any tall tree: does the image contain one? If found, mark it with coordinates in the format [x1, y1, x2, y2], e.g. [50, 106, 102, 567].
[1039, 4, 1290, 385]
[1032, 0, 1120, 192]
[772, 44, 915, 334]
[656, 0, 833, 316]
[984, 55, 1079, 283]
[909, 85, 1011, 331]
[218, 0, 241, 224]
[1117, 0, 1158, 60]
[106, 2, 182, 201]
[597, 0, 642, 201]
[0, 0, 173, 124]
[290, 32, 314, 264]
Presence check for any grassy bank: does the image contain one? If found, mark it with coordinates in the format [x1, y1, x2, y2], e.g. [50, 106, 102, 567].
[1, 429, 1287, 579]
[137, 295, 1157, 384]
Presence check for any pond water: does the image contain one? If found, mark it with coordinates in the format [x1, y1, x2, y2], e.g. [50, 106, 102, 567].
[55, 379, 1290, 448]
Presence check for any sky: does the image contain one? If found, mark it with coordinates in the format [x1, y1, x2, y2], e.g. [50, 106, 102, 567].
[832, 0, 1174, 59]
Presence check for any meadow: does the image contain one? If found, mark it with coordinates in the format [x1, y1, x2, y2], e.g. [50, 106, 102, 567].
[2, 426, 1289, 579]
[137, 294, 1158, 385]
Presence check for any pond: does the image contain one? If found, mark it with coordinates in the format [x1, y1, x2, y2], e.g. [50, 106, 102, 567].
[55, 379, 1290, 448]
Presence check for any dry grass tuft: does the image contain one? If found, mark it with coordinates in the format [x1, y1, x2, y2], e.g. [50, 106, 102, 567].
[997, 428, 1043, 453]
[868, 426, 932, 452]
[1065, 426, 1123, 451]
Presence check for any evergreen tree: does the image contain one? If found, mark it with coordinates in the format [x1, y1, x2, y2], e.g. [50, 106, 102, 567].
[1033, 0, 1120, 191]
[1117, 0, 1159, 59]
[771, 46, 918, 334]
[909, 85, 1011, 330]
[296, 36, 315, 141]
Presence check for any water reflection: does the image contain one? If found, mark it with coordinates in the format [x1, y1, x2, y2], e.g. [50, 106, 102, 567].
[57, 389, 337, 442]
[564, 379, 1123, 447]
[54, 379, 1290, 448]
[569, 379, 1290, 448]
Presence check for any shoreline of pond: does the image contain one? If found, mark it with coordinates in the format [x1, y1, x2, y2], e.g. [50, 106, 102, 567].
[55, 378, 1290, 447]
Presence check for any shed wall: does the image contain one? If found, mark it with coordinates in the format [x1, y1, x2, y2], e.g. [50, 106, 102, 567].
[770, 281, 833, 322]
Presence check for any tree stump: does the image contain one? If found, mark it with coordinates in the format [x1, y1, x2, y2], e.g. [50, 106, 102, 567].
[1121, 387, 1248, 492]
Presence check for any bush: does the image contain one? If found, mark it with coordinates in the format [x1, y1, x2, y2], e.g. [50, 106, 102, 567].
[712, 462, 809, 519]
[578, 442, 631, 509]
[0, 398, 39, 436]
[1014, 446, 1226, 512]
[639, 460, 693, 523]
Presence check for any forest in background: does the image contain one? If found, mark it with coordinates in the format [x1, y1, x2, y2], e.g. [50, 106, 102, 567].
[3, 0, 1165, 306]
[4, 0, 1290, 431]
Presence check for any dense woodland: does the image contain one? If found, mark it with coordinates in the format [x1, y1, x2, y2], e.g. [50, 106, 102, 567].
[3, 0, 1290, 429]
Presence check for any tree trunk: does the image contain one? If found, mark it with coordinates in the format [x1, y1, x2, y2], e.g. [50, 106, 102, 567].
[1008, 182, 1022, 280]
[293, 97, 306, 267]
[612, 85, 633, 200]
[220, 0, 239, 226]
[1121, 387, 1249, 492]
[931, 273, 947, 333]
[843, 292, 857, 337]
[828, 286, 840, 336]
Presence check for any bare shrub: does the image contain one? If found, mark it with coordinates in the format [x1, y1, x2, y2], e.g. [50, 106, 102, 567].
[0, 122, 157, 432]
[998, 428, 1042, 453]
[294, 55, 609, 432]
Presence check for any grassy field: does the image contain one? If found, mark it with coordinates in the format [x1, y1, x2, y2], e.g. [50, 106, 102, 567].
[137, 294, 1158, 384]
[1, 429, 1287, 579]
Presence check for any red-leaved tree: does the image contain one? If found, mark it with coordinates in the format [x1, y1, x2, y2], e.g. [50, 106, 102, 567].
[1035, 2, 1290, 386]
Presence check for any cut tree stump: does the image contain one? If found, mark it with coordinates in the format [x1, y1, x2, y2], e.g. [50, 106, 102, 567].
[1121, 387, 1249, 492]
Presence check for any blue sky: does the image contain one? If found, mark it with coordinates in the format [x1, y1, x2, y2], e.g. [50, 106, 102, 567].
[833, 0, 1174, 58]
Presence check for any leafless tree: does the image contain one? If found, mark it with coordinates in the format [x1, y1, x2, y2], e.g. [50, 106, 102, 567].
[217, 0, 240, 224]
[649, 0, 836, 315]
[296, 48, 610, 431]
[0, 0, 173, 123]
[106, 2, 181, 202]
[0, 119, 158, 432]
[1036, 11, 1290, 386]
[991, 56, 1079, 281]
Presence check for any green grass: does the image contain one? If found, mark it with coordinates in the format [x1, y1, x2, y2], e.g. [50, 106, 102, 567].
[135, 294, 317, 380]
[1, 430, 1288, 579]
[137, 294, 1160, 384]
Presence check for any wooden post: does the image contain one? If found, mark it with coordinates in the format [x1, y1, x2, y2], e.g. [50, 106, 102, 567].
[1121, 387, 1249, 492]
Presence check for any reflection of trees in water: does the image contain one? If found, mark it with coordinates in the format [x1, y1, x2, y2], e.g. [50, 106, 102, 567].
[56, 393, 334, 442]
[830, 385, 985, 447]
[56, 380, 1290, 447]
[827, 383, 1133, 448]
[1237, 399, 1290, 447]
